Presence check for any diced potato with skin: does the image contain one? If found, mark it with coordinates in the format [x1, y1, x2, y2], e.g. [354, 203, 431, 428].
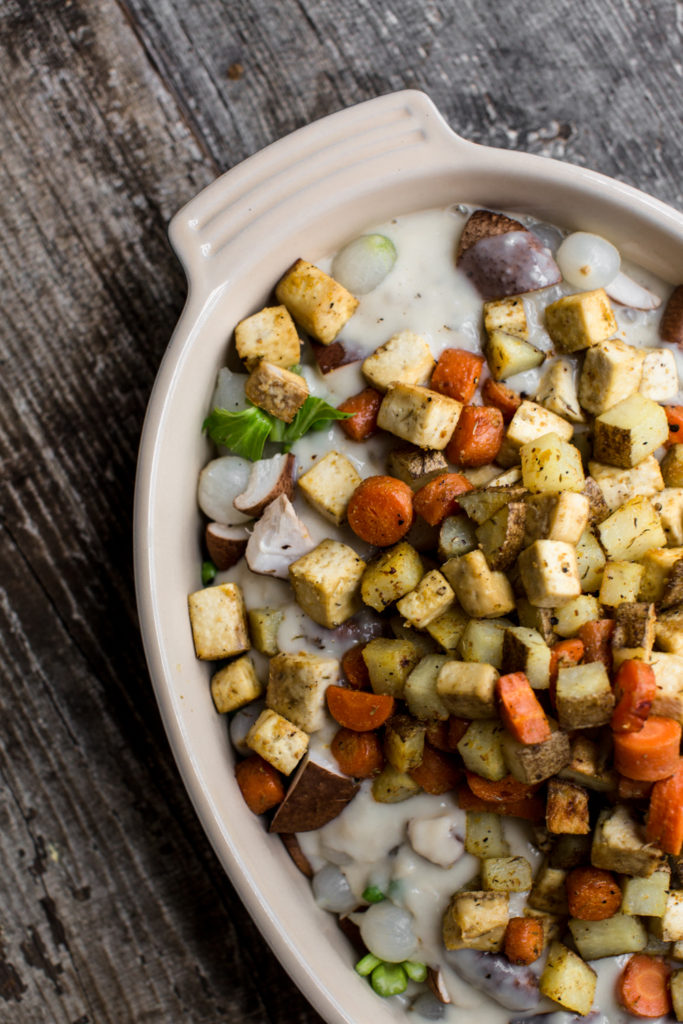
[597, 496, 666, 562]
[559, 735, 616, 793]
[377, 383, 463, 450]
[655, 608, 683, 656]
[449, 891, 510, 940]
[662, 446, 683, 488]
[591, 805, 665, 877]
[457, 720, 507, 781]
[583, 476, 611, 525]
[545, 778, 590, 835]
[459, 618, 511, 668]
[371, 764, 421, 803]
[518, 540, 581, 608]
[387, 445, 448, 491]
[659, 560, 683, 611]
[555, 662, 614, 730]
[593, 393, 669, 469]
[536, 357, 585, 423]
[502, 724, 571, 785]
[360, 542, 424, 612]
[245, 360, 309, 422]
[188, 582, 250, 660]
[483, 295, 528, 339]
[578, 336, 645, 415]
[621, 866, 671, 917]
[639, 347, 679, 402]
[438, 515, 478, 560]
[396, 569, 455, 629]
[575, 528, 606, 593]
[384, 714, 426, 773]
[537, 491, 590, 545]
[481, 857, 533, 893]
[442, 550, 516, 618]
[540, 941, 597, 1016]
[289, 540, 366, 628]
[362, 638, 420, 698]
[476, 502, 528, 571]
[520, 433, 585, 495]
[234, 304, 301, 370]
[517, 599, 556, 645]
[552, 594, 601, 638]
[671, 970, 683, 1022]
[457, 484, 527, 525]
[390, 617, 438, 657]
[599, 562, 645, 611]
[568, 915, 647, 959]
[297, 451, 361, 527]
[529, 862, 569, 915]
[506, 401, 574, 457]
[425, 605, 470, 651]
[546, 287, 617, 352]
[465, 812, 510, 859]
[650, 651, 683, 723]
[404, 654, 451, 720]
[652, 489, 683, 547]
[246, 708, 309, 776]
[611, 602, 656, 668]
[266, 651, 339, 733]
[275, 258, 358, 344]
[247, 607, 284, 657]
[362, 330, 435, 392]
[211, 655, 263, 713]
[588, 455, 664, 511]
[436, 661, 499, 719]
[485, 330, 545, 381]
[502, 626, 551, 690]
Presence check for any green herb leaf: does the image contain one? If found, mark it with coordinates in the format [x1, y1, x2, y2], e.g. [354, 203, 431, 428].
[279, 396, 351, 445]
[202, 406, 273, 461]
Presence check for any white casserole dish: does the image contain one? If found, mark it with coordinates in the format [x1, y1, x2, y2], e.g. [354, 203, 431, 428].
[133, 90, 683, 1024]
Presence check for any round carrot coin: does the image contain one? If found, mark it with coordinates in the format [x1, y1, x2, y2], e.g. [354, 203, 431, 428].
[347, 475, 414, 545]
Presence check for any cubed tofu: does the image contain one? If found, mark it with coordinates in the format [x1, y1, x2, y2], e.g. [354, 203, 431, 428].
[481, 856, 533, 893]
[245, 360, 309, 422]
[361, 542, 424, 612]
[425, 604, 470, 651]
[588, 455, 664, 511]
[578, 337, 645, 415]
[559, 735, 616, 793]
[529, 862, 570, 915]
[436, 660, 499, 719]
[591, 804, 665, 877]
[552, 595, 601, 638]
[502, 724, 571, 785]
[485, 330, 545, 380]
[593, 393, 669, 468]
[502, 626, 551, 690]
[297, 451, 361, 526]
[568, 915, 647, 959]
[446, 890, 510, 940]
[362, 330, 435, 392]
[378, 382, 462, 450]
[575, 528, 607, 593]
[211, 655, 263, 714]
[442, 550, 516, 618]
[621, 866, 671, 917]
[599, 562, 645, 611]
[539, 942, 597, 1015]
[555, 662, 614, 730]
[535, 357, 585, 423]
[518, 540, 581, 608]
[288, 539, 366, 628]
[639, 347, 679, 402]
[404, 654, 452, 720]
[396, 569, 455, 629]
[483, 295, 528, 339]
[506, 401, 573, 456]
[465, 811, 510, 859]
[247, 607, 284, 656]
[246, 708, 309, 775]
[234, 304, 301, 370]
[387, 445, 448, 490]
[459, 617, 512, 668]
[457, 720, 507, 780]
[188, 582, 250, 660]
[362, 638, 420, 698]
[266, 651, 339, 732]
[545, 778, 590, 835]
[658, 893, 683, 941]
[650, 651, 683, 723]
[545, 287, 617, 352]
[652, 489, 683, 547]
[663, 445, 683, 488]
[520, 432, 585, 494]
[371, 764, 421, 803]
[275, 258, 358, 344]
[597, 496, 666, 562]
[384, 714, 426, 773]
[475, 502, 528, 571]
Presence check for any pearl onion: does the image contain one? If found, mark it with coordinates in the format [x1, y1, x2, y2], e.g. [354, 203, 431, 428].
[359, 901, 417, 963]
[311, 865, 357, 914]
[556, 231, 621, 290]
[331, 234, 397, 294]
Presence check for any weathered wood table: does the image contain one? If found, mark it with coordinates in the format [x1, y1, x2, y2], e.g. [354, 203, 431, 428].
[1, 0, 681, 1020]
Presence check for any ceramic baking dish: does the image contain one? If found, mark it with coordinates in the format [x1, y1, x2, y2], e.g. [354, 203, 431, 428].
[133, 89, 683, 1024]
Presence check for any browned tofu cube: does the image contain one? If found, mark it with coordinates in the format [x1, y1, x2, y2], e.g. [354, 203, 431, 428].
[546, 779, 590, 835]
[555, 663, 615, 730]
[275, 258, 358, 344]
[234, 304, 301, 370]
[245, 360, 309, 422]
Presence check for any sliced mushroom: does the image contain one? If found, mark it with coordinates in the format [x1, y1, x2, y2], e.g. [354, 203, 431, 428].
[311, 339, 361, 374]
[427, 966, 452, 1004]
[233, 452, 296, 518]
[245, 493, 315, 578]
[661, 284, 683, 346]
[205, 523, 249, 570]
[605, 271, 662, 310]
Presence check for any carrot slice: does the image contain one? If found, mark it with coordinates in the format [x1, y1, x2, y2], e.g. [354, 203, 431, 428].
[481, 378, 522, 422]
[330, 727, 385, 778]
[347, 475, 414, 546]
[413, 472, 474, 527]
[235, 755, 285, 815]
[497, 672, 551, 745]
[341, 643, 371, 690]
[325, 686, 395, 732]
[457, 785, 545, 823]
[445, 405, 504, 468]
[646, 757, 683, 854]
[504, 917, 544, 966]
[617, 954, 672, 1018]
[566, 867, 622, 921]
[613, 716, 682, 781]
[409, 744, 462, 794]
[430, 348, 484, 403]
[578, 618, 615, 675]
[665, 405, 683, 447]
[337, 387, 382, 442]
[465, 771, 540, 804]
[611, 660, 656, 733]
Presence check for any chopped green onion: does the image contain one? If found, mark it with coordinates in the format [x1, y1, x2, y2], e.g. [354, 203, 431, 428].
[362, 885, 386, 904]
[355, 953, 381, 977]
[201, 560, 217, 585]
[370, 962, 408, 997]
[402, 960, 428, 983]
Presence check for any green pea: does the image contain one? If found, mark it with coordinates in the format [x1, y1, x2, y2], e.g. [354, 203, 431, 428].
[355, 953, 381, 977]
[402, 960, 428, 982]
[201, 560, 217, 585]
[370, 962, 408, 997]
[362, 885, 385, 904]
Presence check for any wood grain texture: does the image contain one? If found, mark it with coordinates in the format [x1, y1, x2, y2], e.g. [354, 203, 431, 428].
[0, 0, 681, 1020]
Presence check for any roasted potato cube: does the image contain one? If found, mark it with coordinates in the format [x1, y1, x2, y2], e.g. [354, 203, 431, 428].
[442, 550, 516, 618]
[211, 655, 263, 714]
[457, 720, 507, 780]
[539, 941, 597, 1015]
[246, 708, 308, 775]
[520, 432, 585, 495]
[247, 606, 284, 657]
[457, 483, 527, 525]
[245, 360, 309, 422]
[188, 582, 250, 660]
[593, 393, 669, 469]
[390, 617, 438, 657]
[362, 638, 420, 698]
[621, 866, 670, 917]
[483, 295, 528, 339]
[404, 654, 451, 720]
[575, 528, 606, 593]
[671, 970, 683, 1022]
[297, 451, 361, 526]
[545, 778, 590, 835]
[502, 626, 551, 690]
[486, 330, 545, 380]
[436, 660, 499, 719]
[652, 489, 683, 547]
[378, 383, 462, 450]
[655, 608, 683, 656]
[475, 502, 528, 571]
[425, 605, 470, 651]
[599, 562, 645, 611]
[384, 714, 427, 773]
[547, 491, 591, 544]
[578, 336, 645, 415]
[559, 735, 616, 793]
[266, 651, 339, 732]
[234, 304, 300, 370]
[528, 861, 569, 915]
[371, 764, 421, 803]
[465, 811, 510, 859]
[361, 542, 424, 612]
[591, 804, 665, 877]
[362, 330, 435, 392]
[387, 445, 448, 491]
[652, 892, 683, 941]
[639, 347, 679, 402]
[536, 357, 585, 423]
[546, 287, 617, 352]
[481, 856, 533, 893]
[611, 601, 656, 666]
[523, 908, 562, 946]
[448, 890, 510, 940]
[289, 540, 366, 628]
[517, 599, 556, 645]
[568, 915, 647, 959]
[555, 662, 614, 730]
[275, 258, 358, 344]
[582, 476, 611, 525]
[552, 594, 601, 638]
[650, 651, 683, 723]
[438, 514, 478, 560]
[502, 724, 571, 785]
[518, 540, 581, 608]
[459, 617, 511, 668]
[662, 445, 683, 488]
[597, 496, 666, 562]
[640, 550, 683, 605]
[588, 455, 664, 511]
[506, 401, 573, 457]
[396, 569, 455, 629]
